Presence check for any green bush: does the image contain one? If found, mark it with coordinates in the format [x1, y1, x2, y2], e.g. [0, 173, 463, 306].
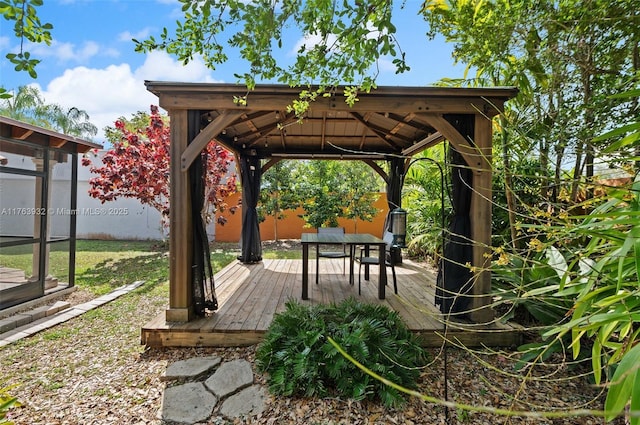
[0, 384, 20, 425]
[255, 298, 427, 408]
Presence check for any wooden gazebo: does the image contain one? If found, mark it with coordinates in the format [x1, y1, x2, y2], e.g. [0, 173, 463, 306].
[144, 82, 518, 329]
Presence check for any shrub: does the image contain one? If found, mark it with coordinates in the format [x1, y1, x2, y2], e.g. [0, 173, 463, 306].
[255, 298, 427, 408]
[0, 384, 20, 425]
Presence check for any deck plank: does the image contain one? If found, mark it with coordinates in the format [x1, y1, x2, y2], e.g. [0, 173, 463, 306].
[141, 258, 523, 348]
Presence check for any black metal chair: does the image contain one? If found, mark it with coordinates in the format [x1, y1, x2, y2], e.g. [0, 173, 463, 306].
[356, 233, 397, 295]
[315, 227, 350, 284]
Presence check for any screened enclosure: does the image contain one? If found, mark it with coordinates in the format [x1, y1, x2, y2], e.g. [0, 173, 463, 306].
[0, 116, 100, 310]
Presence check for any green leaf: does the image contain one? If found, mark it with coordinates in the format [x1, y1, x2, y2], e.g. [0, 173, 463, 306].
[592, 337, 602, 385]
[631, 369, 640, 425]
[608, 89, 640, 99]
[605, 343, 640, 421]
[634, 226, 640, 286]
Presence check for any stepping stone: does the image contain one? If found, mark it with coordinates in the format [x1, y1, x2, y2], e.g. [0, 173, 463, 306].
[162, 355, 222, 381]
[204, 359, 253, 398]
[219, 385, 268, 419]
[161, 382, 217, 424]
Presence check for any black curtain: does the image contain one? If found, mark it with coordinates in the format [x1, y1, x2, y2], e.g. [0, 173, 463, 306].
[385, 157, 405, 263]
[436, 117, 474, 318]
[188, 111, 218, 315]
[238, 154, 263, 263]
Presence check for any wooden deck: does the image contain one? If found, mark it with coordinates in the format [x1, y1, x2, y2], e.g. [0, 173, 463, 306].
[141, 258, 522, 348]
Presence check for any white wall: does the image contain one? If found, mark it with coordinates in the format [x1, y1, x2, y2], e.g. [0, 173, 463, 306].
[76, 152, 167, 239]
[1, 150, 190, 241]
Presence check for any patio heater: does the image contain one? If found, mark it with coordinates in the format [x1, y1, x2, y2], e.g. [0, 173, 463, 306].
[390, 207, 407, 248]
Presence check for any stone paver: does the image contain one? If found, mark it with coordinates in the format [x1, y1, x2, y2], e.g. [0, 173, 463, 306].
[162, 355, 221, 381]
[204, 358, 254, 398]
[160, 357, 269, 424]
[219, 385, 268, 419]
[161, 382, 217, 424]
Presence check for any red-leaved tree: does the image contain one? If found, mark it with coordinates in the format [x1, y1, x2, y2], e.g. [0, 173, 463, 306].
[83, 105, 237, 227]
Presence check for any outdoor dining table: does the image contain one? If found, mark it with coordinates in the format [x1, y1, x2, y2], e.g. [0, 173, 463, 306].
[301, 233, 388, 300]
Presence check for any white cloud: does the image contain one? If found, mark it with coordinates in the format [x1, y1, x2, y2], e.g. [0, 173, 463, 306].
[38, 51, 223, 144]
[134, 51, 221, 82]
[119, 28, 154, 42]
[376, 57, 397, 73]
[30, 40, 117, 63]
[290, 33, 338, 55]
[0, 36, 9, 50]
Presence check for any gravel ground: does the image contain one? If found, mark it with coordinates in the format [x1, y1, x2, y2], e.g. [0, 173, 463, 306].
[0, 247, 626, 424]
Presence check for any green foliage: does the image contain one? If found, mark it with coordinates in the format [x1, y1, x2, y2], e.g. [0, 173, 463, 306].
[293, 160, 344, 228]
[103, 110, 159, 145]
[0, 86, 97, 138]
[605, 342, 640, 424]
[539, 175, 640, 381]
[292, 160, 381, 229]
[1, 0, 53, 97]
[402, 149, 448, 263]
[493, 171, 640, 419]
[0, 383, 20, 424]
[258, 160, 299, 240]
[135, 0, 410, 113]
[492, 247, 573, 326]
[491, 157, 553, 245]
[255, 298, 427, 408]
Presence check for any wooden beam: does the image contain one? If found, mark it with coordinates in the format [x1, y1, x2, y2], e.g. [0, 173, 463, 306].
[262, 158, 281, 173]
[50, 137, 67, 148]
[363, 159, 387, 181]
[167, 109, 194, 322]
[11, 127, 34, 140]
[469, 114, 494, 323]
[402, 132, 444, 157]
[157, 95, 508, 115]
[387, 112, 415, 136]
[147, 82, 516, 115]
[180, 110, 244, 171]
[417, 114, 490, 173]
[350, 112, 405, 148]
[321, 112, 327, 150]
[235, 111, 295, 140]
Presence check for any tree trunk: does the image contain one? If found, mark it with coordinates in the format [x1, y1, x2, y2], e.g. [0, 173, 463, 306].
[500, 117, 519, 249]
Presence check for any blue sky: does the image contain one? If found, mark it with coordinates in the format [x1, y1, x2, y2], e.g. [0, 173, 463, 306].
[1, 0, 467, 143]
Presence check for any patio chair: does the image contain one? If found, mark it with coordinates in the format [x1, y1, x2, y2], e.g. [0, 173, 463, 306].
[356, 232, 398, 295]
[315, 227, 350, 284]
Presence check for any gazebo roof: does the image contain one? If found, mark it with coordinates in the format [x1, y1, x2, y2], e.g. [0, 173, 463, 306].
[145, 82, 518, 161]
[0, 115, 102, 155]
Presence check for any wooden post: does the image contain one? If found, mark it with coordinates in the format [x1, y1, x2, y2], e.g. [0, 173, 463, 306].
[166, 109, 194, 322]
[470, 114, 494, 323]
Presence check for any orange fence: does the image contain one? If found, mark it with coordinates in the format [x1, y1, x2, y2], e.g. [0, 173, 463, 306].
[214, 192, 389, 242]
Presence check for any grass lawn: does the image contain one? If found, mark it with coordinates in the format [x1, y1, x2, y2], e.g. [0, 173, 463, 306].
[1, 239, 257, 296]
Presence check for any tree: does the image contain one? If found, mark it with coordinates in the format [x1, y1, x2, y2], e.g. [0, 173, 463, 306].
[43, 105, 98, 139]
[0, 85, 97, 139]
[84, 105, 238, 226]
[258, 160, 299, 241]
[134, 0, 410, 108]
[341, 161, 380, 233]
[1, 0, 53, 98]
[0, 85, 47, 124]
[423, 0, 639, 248]
[292, 160, 380, 229]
